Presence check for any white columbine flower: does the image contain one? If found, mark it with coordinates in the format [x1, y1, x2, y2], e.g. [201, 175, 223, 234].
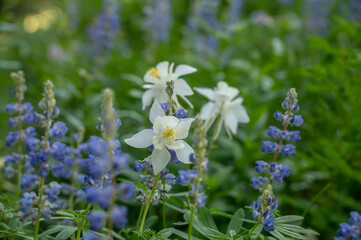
[125, 102, 194, 174]
[194, 81, 250, 139]
[142, 61, 197, 110]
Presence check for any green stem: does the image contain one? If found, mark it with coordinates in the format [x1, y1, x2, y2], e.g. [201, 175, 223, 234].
[245, 213, 263, 239]
[34, 177, 44, 240]
[162, 182, 166, 228]
[139, 173, 161, 234]
[136, 205, 145, 228]
[76, 204, 92, 240]
[299, 182, 332, 226]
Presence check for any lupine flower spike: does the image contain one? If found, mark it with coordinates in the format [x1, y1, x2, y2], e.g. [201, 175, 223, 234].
[249, 88, 303, 233]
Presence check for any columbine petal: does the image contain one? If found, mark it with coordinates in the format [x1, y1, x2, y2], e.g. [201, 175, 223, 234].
[124, 129, 156, 148]
[166, 140, 185, 150]
[156, 61, 169, 76]
[142, 89, 155, 110]
[200, 102, 217, 120]
[150, 102, 166, 123]
[153, 116, 179, 133]
[174, 140, 193, 164]
[233, 104, 250, 123]
[174, 118, 194, 139]
[173, 64, 197, 79]
[153, 135, 165, 149]
[174, 79, 194, 96]
[194, 87, 216, 101]
[225, 111, 238, 134]
[151, 148, 171, 174]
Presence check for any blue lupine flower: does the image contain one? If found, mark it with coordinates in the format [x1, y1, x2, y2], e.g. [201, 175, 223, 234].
[6, 103, 18, 115]
[25, 126, 37, 138]
[255, 161, 269, 173]
[250, 177, 268, 191]
[88, 210, 106, 231]
[335, 211, 361, 239]
[44, 182, 61, 202]
[290, 115, 304, 126]
[113, 152, 129, 171]
[119, 182, 136, 201]
[5, 131, 18, 147]
[25, 137, 39, 152]
[175, 108, 187, 118]
[32, 112, 44, 125]
[280, 144, 296, 156]
[22, 112, 34, 124]
[88, 0, 120, 56]
[261, 141, 278, 153]
[4, 166, 14, 178]
[8, 117, 18, 127]
[5, 153, 19, 165]
[133, 160, 143, 172]
[51, 142, 67, 161]
[227, 0, 243, 26]
[20, 173, 37, 190]
[87, 136, 108, 157]
[22, 103, 33, 112]
[19, 192, 37, 213]
[143, 0, 172, 43]
[52, 163, 71, 178]
[49, 121, 68, 139]
[39, 164, 49, 177]
[159, 103, 169, 112]
[263, 209, 275, 231]
[111, 205, 128, 229]
[274, 111, 285, 122]
[176, 169, 198, 186]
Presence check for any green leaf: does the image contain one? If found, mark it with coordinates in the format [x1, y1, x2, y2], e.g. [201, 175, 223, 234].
[198, 208, 218, 231]
[38, 225, 68, 239]
[250, 224, 263, 239]
[276, 226, 306, 239]
[274, 215, 303, 223]
[170, 228, 203, 240]
[269, 229, 287, 240]
[156, 228, 172, 238]
[203, 227, 232, 240]
[54, 227, 77, 240]
[227, 208, 245, 235]
[143, 215, 158, 230]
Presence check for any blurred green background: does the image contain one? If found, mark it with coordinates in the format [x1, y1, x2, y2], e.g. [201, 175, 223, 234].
[1, 0, 361, 238]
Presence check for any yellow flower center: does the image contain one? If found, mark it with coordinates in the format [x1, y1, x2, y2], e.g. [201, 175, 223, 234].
[149, 68, 161, 79]
[162, 126, 175, 140]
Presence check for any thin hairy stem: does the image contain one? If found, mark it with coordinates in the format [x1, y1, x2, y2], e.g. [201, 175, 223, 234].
[76, 204, 92, 240]
[136, 204, 145, 228]
[139, 173, 161, 234]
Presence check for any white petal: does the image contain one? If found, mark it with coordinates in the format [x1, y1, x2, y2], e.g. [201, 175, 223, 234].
[174, 140, 194, 164]
[124, 129, 156, 148]
[153, 135, 165, 149]
[153, 116, 179, 133]
[166, 140, 185, 150]
[173, 64, 197, 79]
[194, 87, 216, 101]
[150, 102, 166, 123]
[174, 79, 194, 96]
[151, 148, 171, 175]
[156, 61, 169, 76]
[233, 104, 250, 123]
[225, 111, 238, 134]
[174, 118, 194, 139]
[200, 102, 217, 120]
[142, 89, 155, 110]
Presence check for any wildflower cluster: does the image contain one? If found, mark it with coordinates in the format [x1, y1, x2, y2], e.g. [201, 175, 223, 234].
[335, 211, 361, 240]
[250, 88, 303, 232]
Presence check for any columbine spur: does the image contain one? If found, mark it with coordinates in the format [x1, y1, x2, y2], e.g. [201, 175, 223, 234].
[142, 61, 196, 110]
[125, 102, 194, 174]
[194, 81, 249, 138]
